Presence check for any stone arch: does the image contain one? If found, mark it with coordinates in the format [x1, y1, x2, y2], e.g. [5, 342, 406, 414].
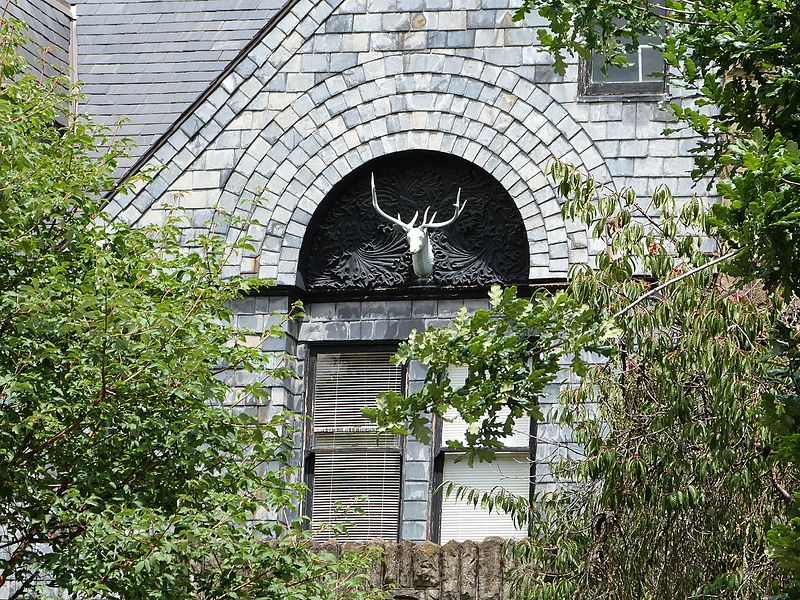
[296, 149, 531, 291]
[215, 53, 605, 282]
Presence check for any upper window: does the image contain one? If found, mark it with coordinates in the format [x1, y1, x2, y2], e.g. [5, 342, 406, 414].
[580, 3, 667, 98]
[581, 39, 666, 97]
[305, 349, 404, 542]
[434, 366, 532, 543]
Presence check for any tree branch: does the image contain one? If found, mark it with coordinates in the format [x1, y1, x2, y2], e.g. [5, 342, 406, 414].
[614, 250, 739, 319]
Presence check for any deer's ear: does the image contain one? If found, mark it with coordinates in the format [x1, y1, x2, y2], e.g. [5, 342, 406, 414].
[392, 224, 407, 235]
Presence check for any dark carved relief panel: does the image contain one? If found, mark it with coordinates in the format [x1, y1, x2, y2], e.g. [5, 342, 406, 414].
[299, 151, 529, 291]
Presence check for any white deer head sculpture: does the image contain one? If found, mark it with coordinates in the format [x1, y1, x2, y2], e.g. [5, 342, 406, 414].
[371, 173, 467, 280]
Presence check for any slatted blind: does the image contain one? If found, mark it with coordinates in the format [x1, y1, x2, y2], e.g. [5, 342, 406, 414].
[440, 452, 530, 542]
[439, 366, 531, 542]
[310, 351, 404, 541]
[313, 352, 402, 448]
[311, 450, 402, 541]
[441, 366, 531, 448]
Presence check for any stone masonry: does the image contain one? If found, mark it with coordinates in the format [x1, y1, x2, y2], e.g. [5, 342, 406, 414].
[102, 0, 702, 544]
[109, 0, 701, 285]
[326, 537, 517, 600]
[230, 294, 571, 540]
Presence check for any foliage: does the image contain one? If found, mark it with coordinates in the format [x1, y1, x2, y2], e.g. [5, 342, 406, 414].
[514, 0, 800, 296]
[0, 18, 384, 600]
[711, 131, 800, 294]
[511, 0, 800, 595]
[373, 157, 795, 597]
[365, 286, 614, 465]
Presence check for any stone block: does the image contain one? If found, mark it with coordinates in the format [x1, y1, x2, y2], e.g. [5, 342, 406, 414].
[373, 319, 400, 339]
[384, 541, 401, 587]
[413, 541, 441, 588]
[323, 321, 348, 340]
[404, 480, 430, 502]
[404, 461, 431, 481]
[477, 538, 503, 600]
[460, 541, 478, 600]
[403, 500, 429, 522]
[400, 541, 416, 588]
[442, 541, 461, 600]
[326, 14, 352, 33]
[405, 440, 432, 461]
[412, 300, 438, 318]
[438, 10, 467, 30]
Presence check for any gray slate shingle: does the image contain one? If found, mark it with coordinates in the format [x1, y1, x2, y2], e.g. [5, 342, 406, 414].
[74, 0, 289, 176]
[6, 0, 72, 80]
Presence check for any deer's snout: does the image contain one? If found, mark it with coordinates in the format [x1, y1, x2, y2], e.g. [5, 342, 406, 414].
[406, 229, 426, 254]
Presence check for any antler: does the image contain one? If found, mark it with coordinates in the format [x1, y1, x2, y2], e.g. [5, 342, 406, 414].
[421, 189, 467, 230]
[371, 173, 418, 231]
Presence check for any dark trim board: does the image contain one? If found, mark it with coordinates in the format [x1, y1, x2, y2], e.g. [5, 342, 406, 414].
[577, 54, 667, 101]
[247, 280, 570, 304]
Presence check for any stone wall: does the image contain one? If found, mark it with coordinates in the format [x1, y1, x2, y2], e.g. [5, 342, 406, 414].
[335, 538, 517, 600]
[228, 293, 571, 540]
[110, 0, 702, 283]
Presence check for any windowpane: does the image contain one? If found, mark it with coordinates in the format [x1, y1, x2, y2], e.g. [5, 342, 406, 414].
[592, 51, 640, 83]
[438, 366, 532, 542]
[585, 0, 666, 95]
[442, 365, 531, 448]
[309, 351, 404, 541]
[440, 453, 530, 542]
[313, 351, 402, 441]
[641, 46, 665, 81]
[312, 450, 402, 542]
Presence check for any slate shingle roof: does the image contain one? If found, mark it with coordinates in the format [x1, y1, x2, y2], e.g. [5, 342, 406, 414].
[6, 0, 72, 80]
[74, 0, 289, 176]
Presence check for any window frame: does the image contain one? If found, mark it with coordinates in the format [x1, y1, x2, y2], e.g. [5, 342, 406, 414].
[302, 342, 407, 542]
[578, 53, 668, 101]
[430, 376, 537, 544]
[578, 2, 669, 102]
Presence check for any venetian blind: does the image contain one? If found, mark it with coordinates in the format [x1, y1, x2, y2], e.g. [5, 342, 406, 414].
[439, 365, 531, 542]
[440, 452, 530, 542]
[441, 365, 531, 449]
[310, 351, 403, 541]
[311, 450, 402, 542]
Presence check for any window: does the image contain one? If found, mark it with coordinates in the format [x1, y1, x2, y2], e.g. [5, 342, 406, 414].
[434, 366, 533, 543]
[305, 349, 404, 541]
[581, 39, 666, 97]
[580, 4, 667, 98]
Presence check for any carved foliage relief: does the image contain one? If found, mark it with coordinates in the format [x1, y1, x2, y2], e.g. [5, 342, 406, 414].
[299, 152, 530, 290]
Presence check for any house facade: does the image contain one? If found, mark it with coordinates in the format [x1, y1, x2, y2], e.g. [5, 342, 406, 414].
[14, 0, 699, 546]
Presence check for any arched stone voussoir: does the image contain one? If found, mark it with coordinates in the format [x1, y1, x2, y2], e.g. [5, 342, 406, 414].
[227, 101, 601, 277]
[255, 124, 574, 286]
[225, 52, 612, 201]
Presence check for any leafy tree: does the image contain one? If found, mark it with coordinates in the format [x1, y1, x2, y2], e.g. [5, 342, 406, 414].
[514, 0, 800, 294]
[372, 1, 800, 592]
[375, 164, 793, 598]
[512, 0, 800, 593]
[0, 18, 383, 600]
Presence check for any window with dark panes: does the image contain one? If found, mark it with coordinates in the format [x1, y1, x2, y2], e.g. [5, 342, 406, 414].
[434, 366, 533, 543]
[306, 349, 404, 541]
[581, 2, 667, 97]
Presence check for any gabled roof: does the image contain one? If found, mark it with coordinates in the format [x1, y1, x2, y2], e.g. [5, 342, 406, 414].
[74, 0, 290, 176]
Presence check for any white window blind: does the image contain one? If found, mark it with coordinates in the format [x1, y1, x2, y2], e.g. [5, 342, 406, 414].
[310, 351, 403, 542]
[441, 365, 531, 449]
[439, 365, 531, 542]
[440, 452, 530, 542]
[311, 450, 402, 542]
